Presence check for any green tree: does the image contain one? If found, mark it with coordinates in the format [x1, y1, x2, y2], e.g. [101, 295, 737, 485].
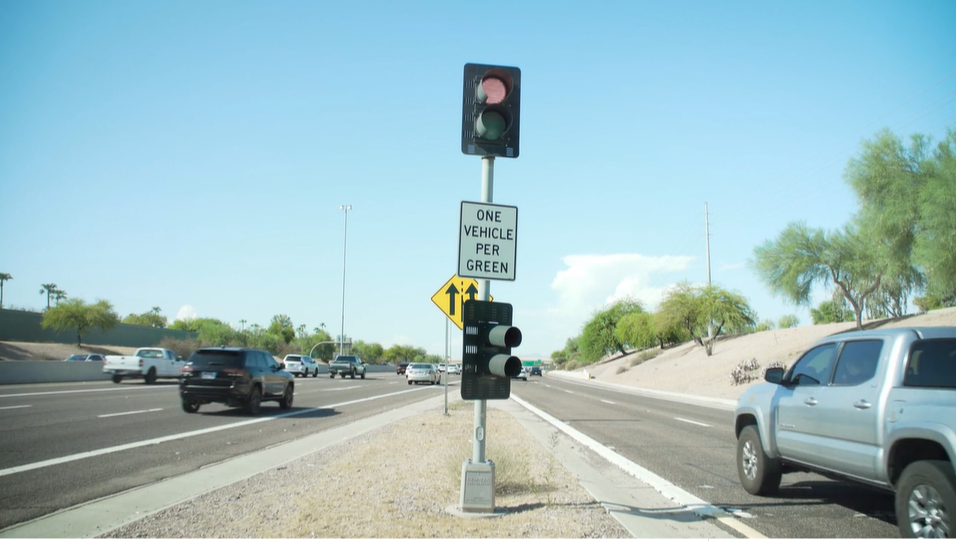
[41, 298, 119, 346]
[268, 314, 295, 344]
[777, 314, 800, 329]
[39, 283, 57, 310]
[578, 298, 644, 363]
[52, 288, 67, 306]
[551, 336, 581, 368]
[170, 317, 236, 346]
[810, 291, 855, 324]
[657, 282, 754, 355]
[0, 272, 11, 309]
[352, 340, 385, 363]
[123, 306, 167, 328]
[614, 311, 657, 351]
[386, 344, 426, 364]
[914, 129, 956, 302]
[752, 222, 885, 330]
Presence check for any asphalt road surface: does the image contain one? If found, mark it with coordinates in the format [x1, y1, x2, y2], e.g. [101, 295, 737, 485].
[0, 373, 449, 530]
[1, 372, 901, 538]
[513, 375, 899, 539]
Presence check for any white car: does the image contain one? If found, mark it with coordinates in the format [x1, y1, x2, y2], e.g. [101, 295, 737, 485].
[406, 363, 439, 385]
[514, 366, 528, 381]
[283, 354, 319, 377]
[446, 364, 461, 375]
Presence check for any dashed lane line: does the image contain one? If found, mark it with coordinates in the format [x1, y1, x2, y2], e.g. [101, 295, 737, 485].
[0, 387, 427, 478]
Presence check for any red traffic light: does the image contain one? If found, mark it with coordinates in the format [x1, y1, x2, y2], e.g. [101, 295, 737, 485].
[462, 63, 521, 158]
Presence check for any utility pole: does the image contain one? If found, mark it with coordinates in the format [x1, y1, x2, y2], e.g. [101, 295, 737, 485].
[705, 202, 713, 340]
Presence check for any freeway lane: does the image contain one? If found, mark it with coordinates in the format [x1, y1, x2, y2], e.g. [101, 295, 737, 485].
[0, 374, 452, 529]
[514, 375, 899, 539]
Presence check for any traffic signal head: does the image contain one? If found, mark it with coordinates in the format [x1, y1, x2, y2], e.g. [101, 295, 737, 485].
[461, 63, 521, 159]
[461, 300, 522, 400]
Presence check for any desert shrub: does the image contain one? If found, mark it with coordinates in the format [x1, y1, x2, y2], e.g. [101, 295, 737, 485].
[778, 314, 800, 328]
[616, 366, 629, 375]
[730, 358, 762, 385]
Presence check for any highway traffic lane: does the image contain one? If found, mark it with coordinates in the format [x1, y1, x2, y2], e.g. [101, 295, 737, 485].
[518, 376, 899, 538]
[0, 376, 411, 470]
[0, 380, 451, 530]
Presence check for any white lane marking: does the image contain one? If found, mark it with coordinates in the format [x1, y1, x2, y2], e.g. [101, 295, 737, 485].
[0, 405, 32, 410]
[564, 390, 574, 394]
[323, 386, 362, 392]
[511, 395, 766, 539]
[98, 408, 164, 418]
[600, 399, 616, 405]
[0, 387, 428, 478]
[674, 417, 711, 427]
[0, 387, 168, 399]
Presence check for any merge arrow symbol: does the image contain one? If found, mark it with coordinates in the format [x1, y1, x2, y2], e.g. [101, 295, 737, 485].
[445, 284, 460, 316]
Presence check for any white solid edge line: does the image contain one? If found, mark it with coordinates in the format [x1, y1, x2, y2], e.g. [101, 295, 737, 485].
[510, 394, 766, 539]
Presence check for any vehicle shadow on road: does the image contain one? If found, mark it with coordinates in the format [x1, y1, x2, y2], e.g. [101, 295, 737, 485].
[717, 480, 896, 525]
[196, 407, 342, 420]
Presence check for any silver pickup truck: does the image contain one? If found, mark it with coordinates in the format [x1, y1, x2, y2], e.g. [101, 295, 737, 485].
[328, 355, 366, 379]
[734, 326, 956, 538]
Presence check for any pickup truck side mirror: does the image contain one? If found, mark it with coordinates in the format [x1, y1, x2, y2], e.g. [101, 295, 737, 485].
[765, 367, 785, 384]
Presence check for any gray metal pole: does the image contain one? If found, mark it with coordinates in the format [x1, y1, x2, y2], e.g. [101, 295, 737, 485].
[473, 156, 494, 464]
[340, 205, 351, 357]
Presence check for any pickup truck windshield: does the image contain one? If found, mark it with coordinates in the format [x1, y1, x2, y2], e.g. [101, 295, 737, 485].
[904, 339, 956, 389]
[188, 351, 244, 369]
[140, 350, 163, 358]
[335, 356, 357, 362]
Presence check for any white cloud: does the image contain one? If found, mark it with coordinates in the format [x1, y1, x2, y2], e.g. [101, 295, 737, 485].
[528, 253, 694, 354]
[551, 253, 694, 314]
[176, 305, 197, 321]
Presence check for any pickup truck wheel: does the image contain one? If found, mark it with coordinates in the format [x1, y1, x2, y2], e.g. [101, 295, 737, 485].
[350, 370, 355, 379]
[736, 425, 781, 496]
[111, 374, 123, 384]
[181, 399, 200, 413]
[896, 460, 956, 538]
[278, 384, 294, 410]
[360, 372, 365, 379]
[144, 367, 157, 385]
[330, 373, 335, 378]
[244, 386, 262, 415]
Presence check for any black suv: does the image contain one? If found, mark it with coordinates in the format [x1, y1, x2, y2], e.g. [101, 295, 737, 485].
[179, 347, 294, 415]
[530, 366, 542, 376]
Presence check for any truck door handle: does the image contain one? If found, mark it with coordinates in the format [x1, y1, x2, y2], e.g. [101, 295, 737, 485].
[854, 400, 872, 410]
[804, 398, 818, 406]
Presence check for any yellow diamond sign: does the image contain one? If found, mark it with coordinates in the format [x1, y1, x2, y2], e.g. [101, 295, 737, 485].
[431, 275, 492, 330]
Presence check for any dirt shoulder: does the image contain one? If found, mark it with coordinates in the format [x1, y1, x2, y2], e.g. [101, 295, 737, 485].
[0, 341, 138, 362]
[581, 308, 956, 401]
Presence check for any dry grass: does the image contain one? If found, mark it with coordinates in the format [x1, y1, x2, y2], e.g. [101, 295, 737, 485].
[102, 402, 628, 539]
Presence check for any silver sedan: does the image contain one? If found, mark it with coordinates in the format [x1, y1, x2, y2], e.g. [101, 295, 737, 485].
[406, 363, 439, 385]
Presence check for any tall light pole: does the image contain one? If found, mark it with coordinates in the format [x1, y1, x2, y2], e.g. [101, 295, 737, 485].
[339, 204, 352, 357]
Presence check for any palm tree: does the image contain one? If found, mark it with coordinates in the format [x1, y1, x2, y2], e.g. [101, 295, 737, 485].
[0, 273, 11, 309]
[39, 283, 57, 310]
[53, 288, 68, 306]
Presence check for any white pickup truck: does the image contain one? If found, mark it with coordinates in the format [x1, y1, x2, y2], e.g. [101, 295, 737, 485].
[103, 347, 186, 384]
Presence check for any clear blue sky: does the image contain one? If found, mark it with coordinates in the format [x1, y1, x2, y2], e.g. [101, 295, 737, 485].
[2, 0, 955, 359]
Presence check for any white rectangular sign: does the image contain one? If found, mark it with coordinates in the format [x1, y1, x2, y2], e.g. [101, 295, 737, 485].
[458, 201, 518, 281]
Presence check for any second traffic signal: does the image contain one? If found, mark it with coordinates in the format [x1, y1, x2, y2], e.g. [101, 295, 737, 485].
[461, 300, 522, 400]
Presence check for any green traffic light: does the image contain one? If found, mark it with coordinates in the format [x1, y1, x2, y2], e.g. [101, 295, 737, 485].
[476, 111, 505, 140]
